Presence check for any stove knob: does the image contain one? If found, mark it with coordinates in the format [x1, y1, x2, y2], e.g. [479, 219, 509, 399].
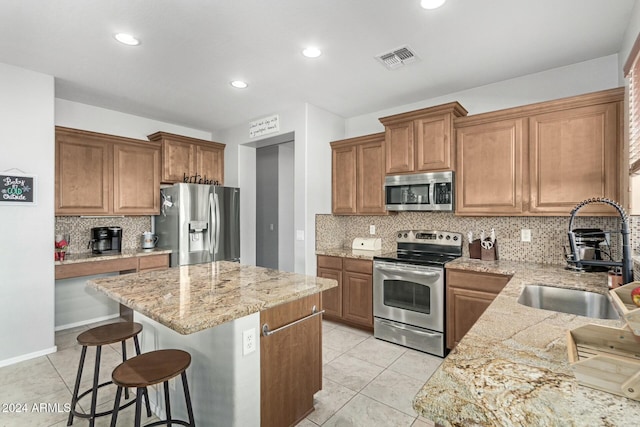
[453, 236, 459, 241]
[446, 235, 451, 240]
[398, 233, 402, 238]
[438, 234, 443, 240]
[403, 233, 408, 238]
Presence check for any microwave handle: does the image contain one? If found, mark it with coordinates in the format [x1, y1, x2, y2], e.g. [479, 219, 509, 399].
[429, 181, 435, 205]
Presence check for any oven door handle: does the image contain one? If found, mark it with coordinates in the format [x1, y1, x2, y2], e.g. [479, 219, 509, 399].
[375, 266, 439, 277]
[377, 320, 441, 337]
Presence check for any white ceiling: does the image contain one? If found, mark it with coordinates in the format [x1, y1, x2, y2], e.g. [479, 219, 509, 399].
[0, 0, 636, 133]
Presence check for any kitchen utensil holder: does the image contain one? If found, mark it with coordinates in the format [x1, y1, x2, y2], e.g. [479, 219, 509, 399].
[610, 282, 640, 335]
[469, 239, 498, 261]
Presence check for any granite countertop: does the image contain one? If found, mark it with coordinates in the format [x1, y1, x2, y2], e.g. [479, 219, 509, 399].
[54, 248, 172, 265]
[87, 261, 338, 335]
[316, 247, 384, 260]
[413, 257, 640, 426]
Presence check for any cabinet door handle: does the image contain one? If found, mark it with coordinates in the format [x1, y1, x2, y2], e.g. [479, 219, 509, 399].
[262, 305, 325, 337]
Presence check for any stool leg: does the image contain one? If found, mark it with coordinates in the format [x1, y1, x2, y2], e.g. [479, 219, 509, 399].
[132, 335, 152, 417]
[121, 340, 129, 400]
[181, 371, 195, 426]
[88, 345, 102, 427]
[110, 386, 123, 427]
[134, 388, 143, 427]
[163, 381, 171, 426]
[133, 335, 142, 355]
[67, 345, 88, 426]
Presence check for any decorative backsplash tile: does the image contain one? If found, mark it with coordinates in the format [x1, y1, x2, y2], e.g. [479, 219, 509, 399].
[316, 213, 636, 266]
[55, 216, 152, 254]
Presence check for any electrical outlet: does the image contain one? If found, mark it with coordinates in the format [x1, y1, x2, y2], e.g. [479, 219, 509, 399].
[243, 328, 256, 356]
[369, 225, 376, 235]
[521, 229, 532, 242]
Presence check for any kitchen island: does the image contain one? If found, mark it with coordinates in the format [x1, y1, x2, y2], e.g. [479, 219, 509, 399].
[87, 261, 337, 426]
[413, 258, 640, 426]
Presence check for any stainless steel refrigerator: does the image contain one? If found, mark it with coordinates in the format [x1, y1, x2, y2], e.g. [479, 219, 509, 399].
[154, 183, 240, 267]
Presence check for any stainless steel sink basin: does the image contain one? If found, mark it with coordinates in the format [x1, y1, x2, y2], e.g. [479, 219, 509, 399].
[517, 284, 619, 319]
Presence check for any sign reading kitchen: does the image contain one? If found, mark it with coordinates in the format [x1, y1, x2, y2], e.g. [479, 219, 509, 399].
[0, 173, 36, 205]
[249, 114, 279, 138]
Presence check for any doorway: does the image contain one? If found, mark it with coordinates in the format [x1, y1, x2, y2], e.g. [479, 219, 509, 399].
[255, 137, 294, 271]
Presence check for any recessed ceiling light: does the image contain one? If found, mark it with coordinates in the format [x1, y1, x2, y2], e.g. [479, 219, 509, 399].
[114, 33, 140, 46]
[230, 80, 248, 89]
[420, 0, 446, 9]
[302, 47, 322, 58]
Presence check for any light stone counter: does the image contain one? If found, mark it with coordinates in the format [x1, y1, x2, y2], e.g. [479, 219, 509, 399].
[54, 248, 172, 265]
[316, 247, 382, 260]
[414, 258, 640, 426]
[87, 260, 338, 334]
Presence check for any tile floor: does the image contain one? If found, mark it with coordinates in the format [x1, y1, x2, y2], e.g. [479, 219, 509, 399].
[0, 319, 441, 427]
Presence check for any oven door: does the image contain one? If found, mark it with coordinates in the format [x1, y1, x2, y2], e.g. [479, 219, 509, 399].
[373, 261, 444, 332]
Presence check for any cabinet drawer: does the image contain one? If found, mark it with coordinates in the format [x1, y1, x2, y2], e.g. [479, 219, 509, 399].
[138, 254, 170, 271]
[446, 269, 511, 294]
[344, 258, 372, 275]
[318, 255, 343, 270]
[55, 257, 138, 280]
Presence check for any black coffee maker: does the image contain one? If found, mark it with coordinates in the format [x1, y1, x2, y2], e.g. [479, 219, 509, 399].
[89, 227, 122, 254]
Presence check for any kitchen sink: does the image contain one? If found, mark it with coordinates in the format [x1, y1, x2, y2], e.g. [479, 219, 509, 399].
[517, 284, 619, 319]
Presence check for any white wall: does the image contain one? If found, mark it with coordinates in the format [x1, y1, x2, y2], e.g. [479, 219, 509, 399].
[345, 55, 621, 137]
[56, 99, 212, 141]
[278, 142, 295, 272]
[219, 104, 344, 274]
[0, 63, 56, 366]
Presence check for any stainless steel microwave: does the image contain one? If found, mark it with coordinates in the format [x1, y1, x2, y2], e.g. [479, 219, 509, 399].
[384, 171, 454, 211]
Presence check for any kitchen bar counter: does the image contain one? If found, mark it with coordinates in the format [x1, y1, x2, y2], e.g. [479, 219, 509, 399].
[54, 248, 172, 265]
[414, 258, 640, 426]
[87, 260, 338, 334]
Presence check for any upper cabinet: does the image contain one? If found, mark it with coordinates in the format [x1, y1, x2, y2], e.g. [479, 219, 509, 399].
[455, 88, 624, 216]
[379, 102, 468, 174]
[331, 133, 387, 215]
[55, 127, 161, 216]
[147, 132, 225, 185]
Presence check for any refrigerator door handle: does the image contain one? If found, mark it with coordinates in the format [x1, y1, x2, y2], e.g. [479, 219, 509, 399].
[214, 192, 220, 255]
[209, 192, 215, 255]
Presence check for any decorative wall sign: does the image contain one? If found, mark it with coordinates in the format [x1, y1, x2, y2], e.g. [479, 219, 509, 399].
[0, 173, 36, 205]
[249, 114, 280, 138]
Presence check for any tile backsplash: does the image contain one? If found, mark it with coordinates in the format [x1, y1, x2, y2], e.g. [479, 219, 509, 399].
[55, 216, 152, 254]
[317, 213, 640, 266]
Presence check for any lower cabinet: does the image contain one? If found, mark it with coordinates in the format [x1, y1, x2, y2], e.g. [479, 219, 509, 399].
[260, 293, 322, 427]
[317, 255, 373, 330]
[446, 268, 511, 350]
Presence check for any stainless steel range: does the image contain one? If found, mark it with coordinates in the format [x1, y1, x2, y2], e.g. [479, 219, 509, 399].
[373, 230, 462, 357]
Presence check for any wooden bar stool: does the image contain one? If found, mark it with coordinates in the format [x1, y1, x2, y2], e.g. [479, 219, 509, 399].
[110, 349, 195, 427]
[67, 322, 151, 426]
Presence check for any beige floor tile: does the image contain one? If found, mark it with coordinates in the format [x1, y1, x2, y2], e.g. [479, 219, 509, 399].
[345, 336, 407, 368]
[0, 357, 68, 403]
[296, 418, 320, 426]
[306, 377, 357, 425]
[361, 370, 425, 417]
[322, 319, 340, 334]
[322, 346, 342, 365]
[323, 328, 368, 353]
[323, 354, 385, 392]
[333, 324, 373, 338]
[387, 349, 443, 381]
[323, 394, 415, 427]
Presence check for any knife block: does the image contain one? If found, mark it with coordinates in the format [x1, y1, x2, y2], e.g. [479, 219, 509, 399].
[469, 239, 482, 259]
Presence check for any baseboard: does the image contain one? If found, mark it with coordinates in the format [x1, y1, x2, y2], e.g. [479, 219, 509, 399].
[54, 313, 120, 332]
[0, 345, 58, 368]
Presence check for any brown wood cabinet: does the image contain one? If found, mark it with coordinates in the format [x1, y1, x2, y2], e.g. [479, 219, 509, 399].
[54, 253, 170, 280]
[446, 268, 511, 349]
[331, 133, 387, 215]
[55, 127, 161, 216]
[379, 102, 468, 174]
[455, 88, 625, 216]
[317, 255, 373, 330]
[147, 131, 225, 185]
[260, 293, 322, 427]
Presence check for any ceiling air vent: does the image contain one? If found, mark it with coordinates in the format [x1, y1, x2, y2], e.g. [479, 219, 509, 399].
[375, 46, 420, 70]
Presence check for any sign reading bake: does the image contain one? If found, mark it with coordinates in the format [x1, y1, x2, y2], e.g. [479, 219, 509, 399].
[249, 114, 279, 138]
[0, 173, 36, 205]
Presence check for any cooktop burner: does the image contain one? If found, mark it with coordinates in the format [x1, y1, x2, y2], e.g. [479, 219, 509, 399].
[374, 230, 463, 267]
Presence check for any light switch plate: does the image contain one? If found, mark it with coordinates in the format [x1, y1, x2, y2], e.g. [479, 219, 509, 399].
[369, 225, 376, 235]
[296, 230, 304, 241]
[521, 229, 532, 242]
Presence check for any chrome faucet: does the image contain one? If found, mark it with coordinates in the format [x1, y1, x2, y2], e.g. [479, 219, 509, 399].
[566, 198, 633, 284]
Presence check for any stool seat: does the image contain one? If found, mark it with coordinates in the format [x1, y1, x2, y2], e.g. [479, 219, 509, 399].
[77, 322, 143, 346]
[113, 349, 191, 388]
